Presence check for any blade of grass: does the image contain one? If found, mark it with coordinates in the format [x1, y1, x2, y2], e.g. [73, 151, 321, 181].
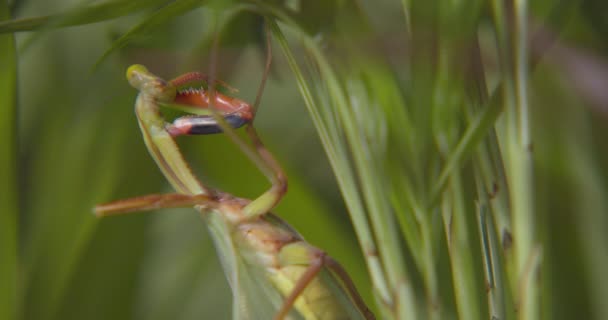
[0, 2, 17, 320]
[470, 135, 514, 320]
[476, 203, 501, 320]
[302, 34, 413, 320]
[443, 173, 483, 320]
[507, 2, 540, 320]
[567, 137, 608, 320]
[489, 0, 541, 318]
[430, 91, 504, 206]
[94, 0, 207, 69]
[21, 88, 133, 320]
[266, 18, 396, 315]
[0, 0, 170, 33]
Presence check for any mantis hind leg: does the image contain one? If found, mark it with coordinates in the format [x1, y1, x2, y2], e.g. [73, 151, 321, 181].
[274, 251, 326, 320]
[325, 257, 376, 320]
[274, 250, 376, 320]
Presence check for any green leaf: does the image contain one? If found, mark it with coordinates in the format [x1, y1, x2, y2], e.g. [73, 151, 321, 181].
[0, 0, 170, 33]
[0, 2, 17, 320]
[94, 0, 207, 68]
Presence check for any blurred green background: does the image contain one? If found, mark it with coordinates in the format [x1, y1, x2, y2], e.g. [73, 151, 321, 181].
[2, 0, 608, 319]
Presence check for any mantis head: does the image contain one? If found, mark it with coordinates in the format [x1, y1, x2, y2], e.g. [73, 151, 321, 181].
[126, 64, 177, 103]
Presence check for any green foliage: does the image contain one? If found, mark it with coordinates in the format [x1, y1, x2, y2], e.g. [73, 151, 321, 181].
[0, 3, 17, 320]
[4, 0, 608, 319]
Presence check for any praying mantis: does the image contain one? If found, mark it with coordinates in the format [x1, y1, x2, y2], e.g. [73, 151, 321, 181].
[94, 34, 375, 320]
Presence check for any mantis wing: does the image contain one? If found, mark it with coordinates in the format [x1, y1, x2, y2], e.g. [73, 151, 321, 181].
[207, 209, 371, 320]
[204, 209, 305, 320]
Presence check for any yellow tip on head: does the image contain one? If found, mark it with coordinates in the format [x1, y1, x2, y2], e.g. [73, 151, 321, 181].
[125, 64, 151, 90]
[126, 64, 148, 81]
[124, 64, 176, 102]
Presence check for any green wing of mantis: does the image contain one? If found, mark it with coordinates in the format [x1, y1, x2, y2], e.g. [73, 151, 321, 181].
[203, 209, 273, 320]
[262, 214, 372, 320]
[207, 207, 371, 320]
[204, 207, 304, 320]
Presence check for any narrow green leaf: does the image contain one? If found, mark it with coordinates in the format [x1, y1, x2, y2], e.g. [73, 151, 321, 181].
[94, 0, 207, 68]
[0, 0, 170, 33]
[264, 19, 391, 316]
[21, 94, 135, 320]
[0, 2, 17, 320]
[430, 94, 503, 206]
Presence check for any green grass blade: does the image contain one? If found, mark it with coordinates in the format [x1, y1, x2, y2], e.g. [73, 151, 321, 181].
[265, 11, 421, 316]
[476, 203, 506, 320]
[430, 93, 503, 206]
[0, 2, 17, 320]
[19, 63, 141, 320]
[94, 0, 206, 68]
[564, 123, 608, 320]
[0, 0, 170, 33]
[267, 19, 393, 314]
[442, 174, 483, 320]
